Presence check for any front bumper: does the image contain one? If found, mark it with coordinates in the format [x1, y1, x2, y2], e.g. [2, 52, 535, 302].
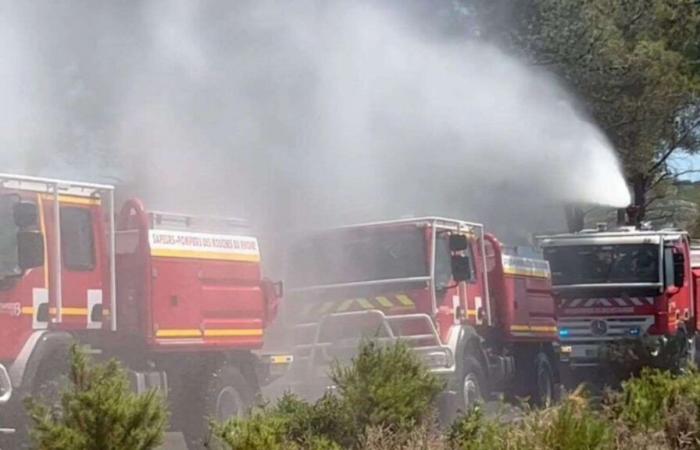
[0, 363, 14, 436]
[0, 364, 11, 405]
[254, 352, 294, 387]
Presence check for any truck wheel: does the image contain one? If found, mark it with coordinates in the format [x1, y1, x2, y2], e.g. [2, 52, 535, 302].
[532, 353, 554, 408]
[458, 357, 484, 414]
[183, 363, 255, 449]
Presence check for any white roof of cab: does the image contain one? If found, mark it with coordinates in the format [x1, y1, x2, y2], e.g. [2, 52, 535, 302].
[539, 230, 686, 247]
[0, 173, 113, 198]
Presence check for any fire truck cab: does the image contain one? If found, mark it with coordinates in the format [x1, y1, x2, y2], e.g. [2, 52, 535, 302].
[276, 217, 560, 416]
[0, 173, 285, 447]
[539, 227, 695, 372]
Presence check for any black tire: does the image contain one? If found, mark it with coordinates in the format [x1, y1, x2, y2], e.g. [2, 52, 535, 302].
[182, 363, 255, 449]
[531, 352, 555, 408]
[457, 357, 485, 415]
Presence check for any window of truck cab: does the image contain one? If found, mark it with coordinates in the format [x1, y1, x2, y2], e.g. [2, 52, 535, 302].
[60, 207, 96, 271]
[0, 195, 20, 278]
[543, 243, 659, 285]
[287, 227, 427, 287]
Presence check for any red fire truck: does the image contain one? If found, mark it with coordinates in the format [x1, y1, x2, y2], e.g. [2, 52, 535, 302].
[539, 224, 696, 376]
[0, 173, 285, 447]
[275, 217, 561, 416]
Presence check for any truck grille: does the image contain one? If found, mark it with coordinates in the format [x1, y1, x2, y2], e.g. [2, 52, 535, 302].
[558, 316, 654, 342]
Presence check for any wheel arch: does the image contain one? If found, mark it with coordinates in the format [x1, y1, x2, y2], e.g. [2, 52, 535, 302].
[9, 331, 73, 394]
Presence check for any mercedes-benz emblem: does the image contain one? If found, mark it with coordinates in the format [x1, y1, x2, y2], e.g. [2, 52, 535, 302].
[590, 320, 608, 336]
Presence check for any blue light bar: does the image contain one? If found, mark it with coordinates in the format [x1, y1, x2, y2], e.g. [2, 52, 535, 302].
[559, 328, 570, 338]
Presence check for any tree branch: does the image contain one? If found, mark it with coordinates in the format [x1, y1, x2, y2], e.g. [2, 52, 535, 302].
[647, 117, 700, 175]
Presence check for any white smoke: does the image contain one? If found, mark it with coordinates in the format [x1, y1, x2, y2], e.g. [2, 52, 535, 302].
[0, 0, 630, 241]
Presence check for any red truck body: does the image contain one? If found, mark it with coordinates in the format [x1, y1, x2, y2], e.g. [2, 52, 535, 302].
[0, 173, 283, 446]
[539, 228, 696, 371]
[275, 217, 559, 415]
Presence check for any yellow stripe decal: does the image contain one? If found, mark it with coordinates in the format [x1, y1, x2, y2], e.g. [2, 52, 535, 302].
[41, 194, 101, 206]
[357, 298, 374, 309]
[375, 296, 393, 308]
[318, 302, 334, 315]
[37, 194, 49, 288]
[336, 299, 355, 312]
[396, 295, 415, 307]
[156, 329, 264, 338]
[61, 308, 89, 316]
[22, 307, 100, 317]
[203, 329, 263, 337]
[503, 268, 551, 279]
[156, 329, 202, 338]
[510, 325, 557, 333]
[150, 249, 261, 262]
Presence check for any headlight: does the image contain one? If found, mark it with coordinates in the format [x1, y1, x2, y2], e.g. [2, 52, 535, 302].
[423, 349, 453, 368]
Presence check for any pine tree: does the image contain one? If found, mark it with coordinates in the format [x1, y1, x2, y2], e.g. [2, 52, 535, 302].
[25, 345, 169, 450]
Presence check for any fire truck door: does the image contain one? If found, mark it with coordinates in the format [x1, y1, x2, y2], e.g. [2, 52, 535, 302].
[435, 234, 460, 323]
[55, 205, 104, 330]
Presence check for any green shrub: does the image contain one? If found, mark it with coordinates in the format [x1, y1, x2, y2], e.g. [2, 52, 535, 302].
[447, 407, 500, 450]
[330, 340, 443, 436]
[25, 345, 168, 450]
[212, 394, 348, 450]
[212, 408, 287, 450]
[215, 340, 443, 449]
[448, 391, 614, 450]
[607, 368, 700, 448]
[600, 336, 691, 384]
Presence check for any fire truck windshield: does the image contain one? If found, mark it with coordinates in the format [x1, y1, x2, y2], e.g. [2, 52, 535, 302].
[287, 227, 428, 287]
[0, 196, 20, 278]
[544, 244, 659, 286]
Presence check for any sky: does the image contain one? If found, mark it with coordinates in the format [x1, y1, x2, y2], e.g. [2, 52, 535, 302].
[670, 152, 700, 181]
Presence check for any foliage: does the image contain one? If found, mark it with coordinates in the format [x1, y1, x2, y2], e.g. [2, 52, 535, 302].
[214, 340, 443, 450]
[609, 368, 700, 432]
[448, 392, 614, 450]
[25, 344, 168, 450]
[599, 335, 691, 383]
[213, 337, 700, 450]
[463, 0, 700, 223]
[329, 340, 444, 436]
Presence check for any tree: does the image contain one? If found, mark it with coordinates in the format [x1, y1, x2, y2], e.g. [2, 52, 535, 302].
[25, 345, 169, 450]
[464, 0, 700, 225]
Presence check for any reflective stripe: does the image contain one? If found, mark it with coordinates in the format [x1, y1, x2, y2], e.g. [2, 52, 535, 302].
[396, 294, 415, 307]
[156, 328, 263, 338]
[40, 194, 101, 206]
[357, 298, 374, 309]
[203, 329, 263, 337]
[376, 296, 393, 308]
[156, 329, 201, 338]
[510, 324, 557, 333]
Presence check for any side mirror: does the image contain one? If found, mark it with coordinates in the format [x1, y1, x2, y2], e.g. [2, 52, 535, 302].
[18, 231, 44, 271]
[449, 234, 469, 252]
[666, 285, 680, 296]
[451, 255, 473, 282]
[673, 253, 685, 287]
[14, 202, 38, 229]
